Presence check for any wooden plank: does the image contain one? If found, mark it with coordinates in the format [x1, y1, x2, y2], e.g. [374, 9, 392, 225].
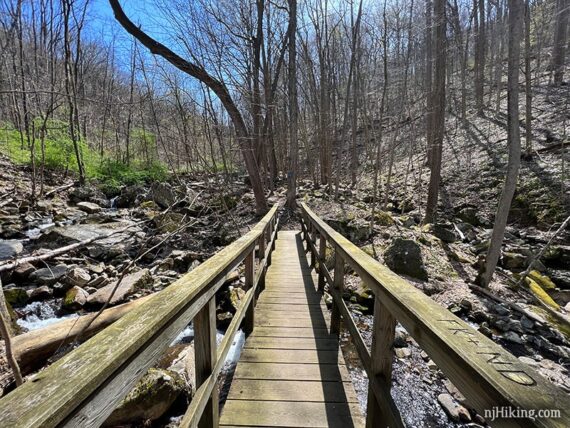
[220, 400, 364, 428]
[244, 336, 340, 350]
[233, 362, 350, 381]
[239, 348, 341, 364]
[255, 317, 329, 329]
[249, 326, 332, 338]
[226, 379, 359, 403]
[301, 203, 570, 427]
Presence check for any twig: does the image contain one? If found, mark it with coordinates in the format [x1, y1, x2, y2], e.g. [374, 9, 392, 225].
[44, 182, 74, 198]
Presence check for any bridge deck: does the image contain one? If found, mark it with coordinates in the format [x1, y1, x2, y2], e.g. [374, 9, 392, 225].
[220, 231, 364, 428]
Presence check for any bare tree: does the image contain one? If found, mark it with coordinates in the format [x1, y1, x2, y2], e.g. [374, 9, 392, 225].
[424, 0, 446, 223]
[286, 0, 298, 208]
[551, 0, 569, 85]
[108, 0, 268, 213]
[477, 0, 523, 287]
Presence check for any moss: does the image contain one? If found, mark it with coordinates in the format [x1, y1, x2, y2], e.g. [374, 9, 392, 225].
[3, 288, 28, 306]
[374, 210, 394, 226]
[525, 278, 560, 310]
[528, 270, 556, 291]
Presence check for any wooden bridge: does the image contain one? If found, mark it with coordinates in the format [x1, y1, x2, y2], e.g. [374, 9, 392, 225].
[0, 203, 569, 427]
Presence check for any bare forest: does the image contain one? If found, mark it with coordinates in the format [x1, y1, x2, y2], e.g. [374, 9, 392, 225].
[0, 0, 569, 426]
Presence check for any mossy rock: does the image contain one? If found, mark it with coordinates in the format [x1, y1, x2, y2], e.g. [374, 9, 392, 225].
[374, 210, 395, 226]
[528, 270, 556, 291]
[3, 287, 28, 306]
[140, 200, 159, 210]
[155, 212, 185, 233]
[525, 278, 560, 310]
[104, 368, 188, 426]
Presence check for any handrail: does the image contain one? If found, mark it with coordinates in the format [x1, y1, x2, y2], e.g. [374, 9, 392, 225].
[0, 204, 280, 428]
[300, 203, 570, 428]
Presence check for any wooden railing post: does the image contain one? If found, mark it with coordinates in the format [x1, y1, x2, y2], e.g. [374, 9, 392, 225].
[318, 235, 326, 292]
[367, 295, 398, 428]
[331, 250, 344, 334]
[194, 298, 218, 428]
[244, 250, 255, 335]
[258, 235, 266, 292]
[266, 222, 272, 266]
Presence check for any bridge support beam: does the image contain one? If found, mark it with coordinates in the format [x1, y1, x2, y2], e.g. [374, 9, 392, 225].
[318, 235, 326, 292]
[194, 298, 219, 428]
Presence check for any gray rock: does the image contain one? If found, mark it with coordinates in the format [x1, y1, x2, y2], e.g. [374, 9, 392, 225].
[28, 285, 53, 301]
[151, 182, 176, 209]
[88, 269, 152, 306]
[394, 330, 409, 348]
[0, 240, 23, 261]
[457, 206, 482, 226]
[395, 348, 412, 358]
[76, 201, 102, 214]
[520, 316, 534, 330]
[502, 331, 523, 344]
[549, 270, 570, 289]
[493, 304, 510, 316]
[29, 264, 69, 285]
[431, 223, 459, 243]
[437, 393, 471, 422]
[63, 286, 89, 310]
[384, 238, 428, 280]
[12, 262, 36, 280]
[64, 267, 91, 287]
[104, 368, 188, 426]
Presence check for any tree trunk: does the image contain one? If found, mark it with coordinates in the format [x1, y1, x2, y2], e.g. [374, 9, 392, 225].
[551, 0, 569, 85]
[286, 0, 298, 209]
[477, 0, 523, 287]
[424, 0, 446, 223]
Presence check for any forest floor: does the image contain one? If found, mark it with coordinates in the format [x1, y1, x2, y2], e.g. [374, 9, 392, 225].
[1, 76, 570, 427]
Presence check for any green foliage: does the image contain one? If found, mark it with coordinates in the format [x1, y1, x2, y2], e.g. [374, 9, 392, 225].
[0, 122, 169, 190]
[95, 159, 168, 193]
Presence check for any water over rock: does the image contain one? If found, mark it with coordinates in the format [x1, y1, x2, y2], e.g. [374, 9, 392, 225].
[0, 240, 23, 260]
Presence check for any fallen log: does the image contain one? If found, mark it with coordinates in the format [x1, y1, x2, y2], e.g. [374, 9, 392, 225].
[12, 294, 153, 376]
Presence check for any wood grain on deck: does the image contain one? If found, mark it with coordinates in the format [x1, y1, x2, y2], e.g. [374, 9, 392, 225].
[220, 231, 364, 427]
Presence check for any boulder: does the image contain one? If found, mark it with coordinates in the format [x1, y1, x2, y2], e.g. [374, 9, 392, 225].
[88, 269, 152, 306]
[501, 252, 527, 270]
[151, 182, 176, 209]
[63, 286, 89, 310]
[76, 201, 102, 214]
[64, 267, 91, 287]
[155, 212, 185, 233]
[3, 286, 28, 306]
[12, 262, 35, 280]
[229, 287, 245, 311]
[383, 238, 428, 280]
[549, 270, 570, 289]
[29, 264, 69, 285]
[104, 368, 188, 426]
[430, 223, 459, 243]
[28, 285, 53, 302]
[373, 211, 395, 226]
[0, 240, 23, 261]
[437, 393, 471, 422]
[116, 185, 145, 208]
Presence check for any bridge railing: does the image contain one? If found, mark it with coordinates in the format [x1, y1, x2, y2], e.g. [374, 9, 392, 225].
[0, 204, 280, 428]
[300, 203, 569, 428]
